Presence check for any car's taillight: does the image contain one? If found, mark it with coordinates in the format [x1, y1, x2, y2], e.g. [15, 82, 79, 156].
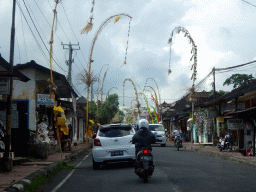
[94, 138, 101, 146]
[143, 150, 149, 155]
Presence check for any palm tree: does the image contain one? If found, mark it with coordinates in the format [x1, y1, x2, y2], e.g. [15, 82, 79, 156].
[78, 69, 98, 141]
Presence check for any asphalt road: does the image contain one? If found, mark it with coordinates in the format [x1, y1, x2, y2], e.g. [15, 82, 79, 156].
[35, 144, 256, 192]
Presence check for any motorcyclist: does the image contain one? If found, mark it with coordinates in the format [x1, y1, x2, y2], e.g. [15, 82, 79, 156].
[224, 131, 232, 143]
[132, 119, 156, 158]
[173, 127, 182, 145]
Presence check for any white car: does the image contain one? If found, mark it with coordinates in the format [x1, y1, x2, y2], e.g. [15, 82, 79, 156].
[92, 123, 136, 170]
[149, 124, 167, 147]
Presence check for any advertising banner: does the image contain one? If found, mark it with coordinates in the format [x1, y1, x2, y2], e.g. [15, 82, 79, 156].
[227, 119, 243, 130]
[37, 94, 54, 106]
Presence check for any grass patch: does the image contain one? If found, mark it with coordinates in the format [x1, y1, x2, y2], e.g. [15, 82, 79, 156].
[23, 162, 75, 192]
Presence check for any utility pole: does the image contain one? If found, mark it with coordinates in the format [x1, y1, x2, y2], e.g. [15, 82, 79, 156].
[213, 67, 216, 99]
[212, 67, 218, 145]
[3, 0, 16, 172]
[62, 42, 80, 87]
[61, 42, 79, 141]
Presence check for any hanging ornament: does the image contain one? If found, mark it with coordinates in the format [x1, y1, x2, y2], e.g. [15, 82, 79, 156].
[81, 17, 94, 34]
[114, 16, 121, 23]
[81, 0, 95, 34]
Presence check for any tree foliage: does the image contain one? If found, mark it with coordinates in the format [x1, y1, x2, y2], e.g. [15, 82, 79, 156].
[85, 101, 97, 114]
[98, 94, 119, 124]
[112, 109, 125, 123]
[209, 90, 229, 96]
[223, 74, 254, 89]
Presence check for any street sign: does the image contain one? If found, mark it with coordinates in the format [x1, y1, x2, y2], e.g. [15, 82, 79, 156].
[0, 77, 9, 95]
[227, 119, 243, 130]
[207, 109, 218, 118]
[37, 94, 54, 106]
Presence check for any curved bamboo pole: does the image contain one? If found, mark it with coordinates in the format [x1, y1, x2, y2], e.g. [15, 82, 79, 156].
[100, 69, 108, 103]
[138, 92, 154, 123]
[86, 13, 132, 144]
[49, 0, 62, 161]
[106, 87, 118, 100]
[168, 26, 197, 88]
[145, 78, 162, 115]
[123, 78, 140, 117]
[144, 86, 159, 114]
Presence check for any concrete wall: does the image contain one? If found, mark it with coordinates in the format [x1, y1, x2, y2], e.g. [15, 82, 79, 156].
[13, 68, 37, 131]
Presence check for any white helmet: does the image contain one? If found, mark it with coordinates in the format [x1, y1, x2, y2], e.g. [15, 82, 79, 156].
[138, 119, 149, 130]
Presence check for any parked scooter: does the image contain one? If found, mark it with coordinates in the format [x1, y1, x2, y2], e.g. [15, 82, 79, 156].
[135, 148, 154, 183]
[175, 135, 183, 151]
[217, 133, 232, 152]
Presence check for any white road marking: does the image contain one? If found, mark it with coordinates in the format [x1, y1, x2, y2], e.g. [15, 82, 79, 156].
[51, 153, 91, 192]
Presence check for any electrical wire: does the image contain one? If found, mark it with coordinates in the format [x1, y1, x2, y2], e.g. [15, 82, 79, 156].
[215, 59, 256, 72]
[22, 0, 67, 72]
[15, 34, 21, 64]
[17, 1, 53, 69]
[60, 2, 88, 69]
[19, 3, 28, 62]
[33, 0, 63, 43]
[241, 0, 256, 8]
[47, 0, 71, 42]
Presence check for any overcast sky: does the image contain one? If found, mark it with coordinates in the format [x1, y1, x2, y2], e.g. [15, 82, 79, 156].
[1, 0, 256, 110]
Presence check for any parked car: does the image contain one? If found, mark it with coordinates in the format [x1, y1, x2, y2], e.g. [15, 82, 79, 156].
[92, 123, 136, 170]
[149, 124, 167, 147]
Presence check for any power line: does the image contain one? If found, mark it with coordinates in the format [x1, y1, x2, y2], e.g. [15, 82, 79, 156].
[33, 0, 63, 43]
[47, 0, 71, 42]
[22, 0, 67, 72]
[15, 34, 21, 64]
[19, 3, 28, 62]
[241, 0, 256, 8]
[60, 2, 88, 69]
[17, 1, 52, 69]
[216, 59, 256, 72]
[60, 3, 79, 43]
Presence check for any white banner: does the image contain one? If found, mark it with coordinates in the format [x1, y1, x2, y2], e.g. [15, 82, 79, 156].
[37, 94, 54, 106]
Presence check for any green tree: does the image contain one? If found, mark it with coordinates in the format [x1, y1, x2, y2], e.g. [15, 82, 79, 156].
[112, 109, 125, 123]
[223, 74, 254, 89]
[99, 94, 119, 124]
[85, 101, 97, 114]
[209, 90, 229, 96]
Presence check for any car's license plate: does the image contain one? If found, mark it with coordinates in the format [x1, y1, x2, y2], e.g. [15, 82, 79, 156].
[111, 151, 123, 156]
[156, 139, 161, 142]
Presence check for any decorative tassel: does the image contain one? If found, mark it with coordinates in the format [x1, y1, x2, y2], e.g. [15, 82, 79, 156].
[114, 16, 121, 23]
[168, 69, 172, 75]
[81, 17, 93, 34]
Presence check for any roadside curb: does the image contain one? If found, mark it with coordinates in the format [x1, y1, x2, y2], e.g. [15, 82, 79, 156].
[183, 145, 256, 169]
[3, 143, 93, 192]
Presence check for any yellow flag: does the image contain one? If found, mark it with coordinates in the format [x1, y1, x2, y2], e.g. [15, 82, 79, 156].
[114, 16, 121, 23]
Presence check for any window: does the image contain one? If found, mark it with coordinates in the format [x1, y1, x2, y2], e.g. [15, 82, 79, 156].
[99, 126, 133, 137]
[149, 125, 164, 131]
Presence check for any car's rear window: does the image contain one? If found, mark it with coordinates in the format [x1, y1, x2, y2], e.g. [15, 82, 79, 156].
[149, 125, 164, 131]
[98, 126, 133, 137]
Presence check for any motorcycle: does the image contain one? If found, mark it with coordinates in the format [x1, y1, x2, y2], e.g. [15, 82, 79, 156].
[175, 135, 183, 151]
[217, 133, 232, 152]
[135, 148, 154, 183]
